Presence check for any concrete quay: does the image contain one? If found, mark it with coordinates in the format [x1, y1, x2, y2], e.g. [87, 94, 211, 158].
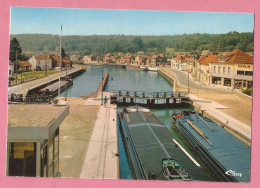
[80, 92, 119, 179]
[58, 92, 119, 179]
[158, 68, 252, 145]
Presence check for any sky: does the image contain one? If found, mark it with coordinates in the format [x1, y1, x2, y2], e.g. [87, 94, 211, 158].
[10, 7, 254, 36]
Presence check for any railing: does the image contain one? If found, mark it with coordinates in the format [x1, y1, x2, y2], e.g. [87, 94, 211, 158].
[111, 90, 188, 98]
[8, 93, 52, 103]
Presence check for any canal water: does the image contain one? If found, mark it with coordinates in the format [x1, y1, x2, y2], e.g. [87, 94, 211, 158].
[61, 65, 192, 179]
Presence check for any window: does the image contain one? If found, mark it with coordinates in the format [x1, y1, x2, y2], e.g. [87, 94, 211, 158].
[218, 66, 221, 73]
[223, 67, 226, 74]
[213, 66, 216, 73]
[54, 128, 59, 176]
[48, 135, 54, 177]
[228, 67, 231, 74]
[8, 142, 36, 177]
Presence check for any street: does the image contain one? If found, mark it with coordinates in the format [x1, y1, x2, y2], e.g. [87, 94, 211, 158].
[8, 67, 80, 95]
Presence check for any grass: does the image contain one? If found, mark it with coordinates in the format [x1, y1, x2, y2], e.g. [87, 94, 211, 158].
[12, 70, 58, 80]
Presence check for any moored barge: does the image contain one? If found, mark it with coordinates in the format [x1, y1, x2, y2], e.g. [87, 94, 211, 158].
[171, 111, 251, 182]
[119, 106, 212, 181]
[38, 77, 73, 96]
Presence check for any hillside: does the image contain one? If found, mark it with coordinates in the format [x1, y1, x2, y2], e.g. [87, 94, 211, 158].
[10, 32, 254, 58]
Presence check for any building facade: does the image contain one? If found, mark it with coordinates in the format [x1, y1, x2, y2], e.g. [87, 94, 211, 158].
[208, 49, 253, 89]
[28, 56, 52, 71]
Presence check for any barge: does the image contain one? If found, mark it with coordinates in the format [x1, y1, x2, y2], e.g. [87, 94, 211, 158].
[125, 65, 147, 71]
[38, 77, 73, 96]
[119, 106, 212, 181]
[171, 111, 251, 182]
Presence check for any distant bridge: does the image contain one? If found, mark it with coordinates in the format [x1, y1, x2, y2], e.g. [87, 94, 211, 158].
[110, 90, 192, 108]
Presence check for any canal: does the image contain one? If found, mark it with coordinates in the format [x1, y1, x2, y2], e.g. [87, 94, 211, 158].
[61, 65, 192, 179]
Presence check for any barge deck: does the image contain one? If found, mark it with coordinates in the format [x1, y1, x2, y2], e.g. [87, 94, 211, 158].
[119, 106, 212, 181]
[171, 111, 251, 182]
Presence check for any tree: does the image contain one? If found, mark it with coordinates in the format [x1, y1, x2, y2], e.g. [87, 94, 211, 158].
[9, 37, 22, 62]
[61, 47, 66, 58]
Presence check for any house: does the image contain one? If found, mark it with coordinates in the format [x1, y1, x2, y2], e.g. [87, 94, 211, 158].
[70, 55, 82, 63]
[148, 54, 167, 67]
[135, 55, 148, 65]
[19, 61, 32, 72]
[82, 54, 97, 64]
[9, 61, 14, 77]
[61, 59, 72, 68]
[196, 53, 218, 84]
[28, 55, 52, 71]
[123, 53, 135, 64]
[50, 55, 60, 68]
[104, 53, 112, 63]
[110, 55, 121, 64]
[208, 49, 253, 89]
[171, 55, 194, 71]
[148, 55, 159, 66]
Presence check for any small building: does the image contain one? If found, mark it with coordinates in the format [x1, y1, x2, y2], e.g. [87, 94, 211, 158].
[171, 55, 194, 71]
[7, 104, 69, 177]
[19, 61, 32, 72]
[50, 55, 60, 68]
[70, 55, 82, 63]
[123, 53, 135, 64]
[135, 55, 148, 65]
[82, 54, 97, 64]
[9, 61, 14, 77]
[208, 49, 253, 89]
[28, 56, 52, 71]
[103, 53, 112, 63]
[196, 53, 218, 84]
[61, 59, 72, 68]
[110, 55, 121, 64]
[148, 54, 168, 67]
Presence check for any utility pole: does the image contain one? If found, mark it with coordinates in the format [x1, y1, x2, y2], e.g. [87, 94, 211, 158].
[15, 50, 18, 84]
[45, 52, 47, 77]
[188, 66, 190, 94]
[20, 62, 23, 83]
[100, 56, 104, 105]
[58, 25, 62, 104]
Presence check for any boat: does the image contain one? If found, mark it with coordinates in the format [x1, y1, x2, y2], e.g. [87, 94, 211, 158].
[38, 77, 73, 96]
[148, 67, 158, 72]
[171, 110, 251, 182]
[119, 106, 212, 181]
[162, 158, 191, 181]
[125, 64, 147, 70]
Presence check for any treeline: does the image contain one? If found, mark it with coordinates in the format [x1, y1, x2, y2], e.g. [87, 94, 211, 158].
[10, 31, 253, 57]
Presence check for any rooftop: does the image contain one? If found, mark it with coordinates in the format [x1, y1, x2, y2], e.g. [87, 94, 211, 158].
[220, 49, 253, 64]
[35, 55, 51, 60]
[199, 54, 219, 65]
[8, 104, 67, 127]
[19, 61, 32, 67]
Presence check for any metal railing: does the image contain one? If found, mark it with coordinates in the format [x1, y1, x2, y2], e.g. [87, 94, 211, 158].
[8, 93, 52, 103]
[111, 90, 188, 98]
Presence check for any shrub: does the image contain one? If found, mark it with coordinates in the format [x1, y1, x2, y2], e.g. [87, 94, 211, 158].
[242, 88, 252, 96]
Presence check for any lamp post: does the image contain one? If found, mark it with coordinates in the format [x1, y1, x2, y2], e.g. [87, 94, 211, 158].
[58, 25, 62, 104]
[100, 56, 104, 105]
[188, 65, 190, 94]
[45, 52, 47, 77]
[15, 50, 18, 84]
